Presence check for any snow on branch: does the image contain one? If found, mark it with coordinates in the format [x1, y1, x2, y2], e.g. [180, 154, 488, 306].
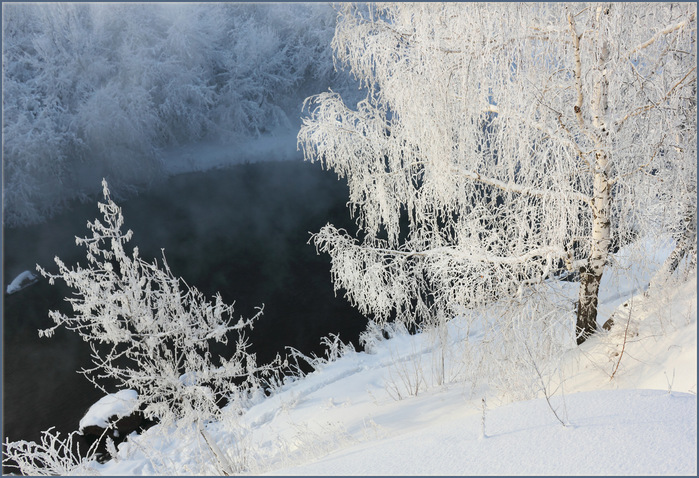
[625, 12, 697, 60]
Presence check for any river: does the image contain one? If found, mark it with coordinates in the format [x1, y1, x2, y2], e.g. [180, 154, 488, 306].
[2, 159, 367, 456]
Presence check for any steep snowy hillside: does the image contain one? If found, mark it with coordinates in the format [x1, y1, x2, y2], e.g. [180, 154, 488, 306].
[91, 237, 696, 476]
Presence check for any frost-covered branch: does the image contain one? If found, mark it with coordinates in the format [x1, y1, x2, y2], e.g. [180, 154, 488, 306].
[3, 428, 99, 476]
[614, 66, 697, 132]
[449, 166, 592, 207]
[625, 12, 697, 59]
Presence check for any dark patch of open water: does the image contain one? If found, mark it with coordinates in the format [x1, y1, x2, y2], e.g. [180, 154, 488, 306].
[2, 159, 366, 457]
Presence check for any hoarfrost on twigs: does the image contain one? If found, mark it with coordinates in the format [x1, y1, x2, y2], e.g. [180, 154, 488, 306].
[36, 180, 281, 426]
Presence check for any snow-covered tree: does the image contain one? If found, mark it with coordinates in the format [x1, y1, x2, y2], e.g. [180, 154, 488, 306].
[36, 180, 279, 425]
[298, 3, 697, 344]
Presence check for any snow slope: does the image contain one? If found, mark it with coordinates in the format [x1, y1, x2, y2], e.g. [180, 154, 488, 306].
[93, 237, 696, 476]
[270, 389, 696, 476]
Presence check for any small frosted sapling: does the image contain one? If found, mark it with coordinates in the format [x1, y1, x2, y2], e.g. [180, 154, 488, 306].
[36, 179, 280, 427]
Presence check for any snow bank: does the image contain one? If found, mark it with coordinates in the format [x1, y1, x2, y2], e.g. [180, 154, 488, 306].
[6, 270, 38, 294]
[79, 390, 139, 432]
[92, 238, 696, 476]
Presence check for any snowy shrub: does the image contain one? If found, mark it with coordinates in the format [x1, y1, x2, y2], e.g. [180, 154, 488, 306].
[4, 179, 283, 473]
[36, 180, 281, 426]
[286, 333, 356, 376]
[3, 428, 99, 476]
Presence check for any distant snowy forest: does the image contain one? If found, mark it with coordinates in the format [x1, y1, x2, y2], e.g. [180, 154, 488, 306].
[3, 3, 353, 226]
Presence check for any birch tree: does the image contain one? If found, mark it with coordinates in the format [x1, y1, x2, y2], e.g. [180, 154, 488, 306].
[298, 3, 697, 344]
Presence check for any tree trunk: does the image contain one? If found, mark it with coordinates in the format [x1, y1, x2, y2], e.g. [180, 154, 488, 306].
[576, 265, 602, 344]
[577, 5, 612, 346]
[576, 163, 611, 345]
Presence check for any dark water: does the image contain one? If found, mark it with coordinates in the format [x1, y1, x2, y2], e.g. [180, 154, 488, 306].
[2, 159, 367, 457]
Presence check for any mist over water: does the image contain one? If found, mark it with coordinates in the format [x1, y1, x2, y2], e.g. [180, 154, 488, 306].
[3, 2, 356, 227]
[3, 158, 367, 450]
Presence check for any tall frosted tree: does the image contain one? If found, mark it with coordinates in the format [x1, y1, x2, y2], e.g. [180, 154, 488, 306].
[298, 3, 697, 344]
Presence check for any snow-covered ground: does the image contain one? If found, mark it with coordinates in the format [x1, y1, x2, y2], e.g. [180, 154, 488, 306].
[269, 389, 695, 476]
[92, 235, 697, 476]
[79, 390, 139, 432]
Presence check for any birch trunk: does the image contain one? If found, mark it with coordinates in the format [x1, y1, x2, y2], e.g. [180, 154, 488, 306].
[576, 6, 612, 344]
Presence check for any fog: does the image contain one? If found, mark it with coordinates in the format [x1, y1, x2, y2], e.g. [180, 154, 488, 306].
[3, 2, 358, 226]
